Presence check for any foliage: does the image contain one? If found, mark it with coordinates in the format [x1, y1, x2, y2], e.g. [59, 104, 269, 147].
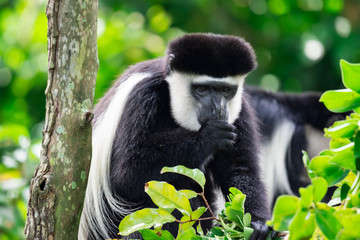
[0, 128, 40, 240]
[268, 60, 360, 240]
[119, 165, 262, 240]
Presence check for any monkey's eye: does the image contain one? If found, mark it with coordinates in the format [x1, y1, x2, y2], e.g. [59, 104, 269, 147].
[222, 86, 236, 97]
[196, 86, 209, 95]
[222, 87, 232, 93]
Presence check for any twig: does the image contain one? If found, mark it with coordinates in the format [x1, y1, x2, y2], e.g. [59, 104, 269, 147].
[175, 216, 217, 224]
[198, 192, 220, 222]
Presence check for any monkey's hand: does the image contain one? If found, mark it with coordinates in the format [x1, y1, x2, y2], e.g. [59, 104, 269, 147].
[250, 220, 269, 240]
[199, 120, 237, 151]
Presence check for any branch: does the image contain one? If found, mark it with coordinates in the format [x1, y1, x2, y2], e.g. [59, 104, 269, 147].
[198, 192, 220, 222]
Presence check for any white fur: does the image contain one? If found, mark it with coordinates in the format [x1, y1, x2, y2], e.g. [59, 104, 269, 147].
[259, 120, 295, 204]
[165, 71, 245, 131]
[212, 186, 227, 217]
[79, 72, 151, 240]
[192, 75, 244, 85]
[206, 171, 226, 219]
[305, 124, 330, 159]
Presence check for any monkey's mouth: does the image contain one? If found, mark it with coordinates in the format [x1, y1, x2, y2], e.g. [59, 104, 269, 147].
[198, 115, 228, 125]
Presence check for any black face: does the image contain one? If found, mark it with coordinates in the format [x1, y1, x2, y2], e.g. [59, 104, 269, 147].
[191, 81, 238, 125]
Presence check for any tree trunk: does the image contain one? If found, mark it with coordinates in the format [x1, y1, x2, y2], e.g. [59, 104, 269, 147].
[25, 0, 98, 239]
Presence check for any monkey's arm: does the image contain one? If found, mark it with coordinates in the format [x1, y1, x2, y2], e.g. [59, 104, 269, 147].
[210, 150, 270, 240]
[110, 123, 236, 201]
[210, 101, 270, 240]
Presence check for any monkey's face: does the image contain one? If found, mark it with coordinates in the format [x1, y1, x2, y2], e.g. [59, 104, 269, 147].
[166, 71, 245, 131]
[191, 81, 238, 125]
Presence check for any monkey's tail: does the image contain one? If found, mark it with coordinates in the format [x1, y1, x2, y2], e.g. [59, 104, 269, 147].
[78, 123, 134, 240]
[78, 73, 151, 240]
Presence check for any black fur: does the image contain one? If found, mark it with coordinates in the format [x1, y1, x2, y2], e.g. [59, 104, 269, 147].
[90, 34, 270, 239]
[168, 33, 257, 78]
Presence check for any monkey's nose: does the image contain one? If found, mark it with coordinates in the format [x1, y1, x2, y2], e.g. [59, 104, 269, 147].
[212, 107, 225, 120]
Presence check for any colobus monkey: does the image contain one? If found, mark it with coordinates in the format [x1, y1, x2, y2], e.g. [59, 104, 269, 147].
[247, 87, 345, 206]
[79, 33, 270, 240]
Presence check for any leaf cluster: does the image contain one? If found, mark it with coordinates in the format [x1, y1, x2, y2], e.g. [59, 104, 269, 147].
[212, 188, 256, 240]
[118, 166, 259, 240]
[268, 60, 360, 240]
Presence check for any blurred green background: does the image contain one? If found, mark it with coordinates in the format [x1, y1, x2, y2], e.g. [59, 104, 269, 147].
[0, 0, 359, 238]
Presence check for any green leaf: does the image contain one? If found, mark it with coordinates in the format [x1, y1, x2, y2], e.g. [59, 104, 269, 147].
[320, 89, 360, 113]
[177, 227, 199, 240]
[329, 152, 357, 171]
[244, 226, 254, 240]
[350, 113, 360, 120]
[207, 226, 225, 237]
[350, 190, 360, 207]
[225, 193, 246, 228]
[321, 142, 354, 158]
[334, 209, 360, 239]
[340, 183, 350, 201]
[119, 208, 176, 236]
[140, 229, 175, 240]
[179, 190, 198, 200]
[154, 223, 163, 232]
[161, 166, 206, 190]
[228, 187, 243, 201]
[309, 156, 349, 186]
[179, 207, 207, 230]
[355, 106, 360, 114]
[160, 207, 175, 214]
[354, 132, 360, 170]
[332, 186, 341, 200]
[196, 222, 204, 236]
[230, 192, 246, 211]
[356, 158, 360, 172]
[225, 208, 244, 228]
[316, 201, 334, 211]
[299, 185, 313, 209]
[334, 208, 356, 218]
[302, 151, 310, 169]
[315, 208, 341, 240]
[324, 122, 358, 138]
[145, 181, 192, 216]
[267, 195, 299, 231]
[312, 177, 328, 202]
[243, 213, 251, 227]
[330, 138, 351, 149]
[340, 59, 360, 93]
[289, 209, 316, 240]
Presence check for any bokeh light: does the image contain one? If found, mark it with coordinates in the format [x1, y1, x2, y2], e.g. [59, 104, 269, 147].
[335, 16, 351, 38]
[304, 39, 325, 61]
[260, 74, 280, 92]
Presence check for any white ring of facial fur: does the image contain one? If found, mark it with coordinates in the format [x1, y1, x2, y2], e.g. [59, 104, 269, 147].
[165, 71, 246, 131]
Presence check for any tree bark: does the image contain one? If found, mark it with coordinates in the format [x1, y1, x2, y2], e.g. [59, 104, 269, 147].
[25, 0, 98, 239]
